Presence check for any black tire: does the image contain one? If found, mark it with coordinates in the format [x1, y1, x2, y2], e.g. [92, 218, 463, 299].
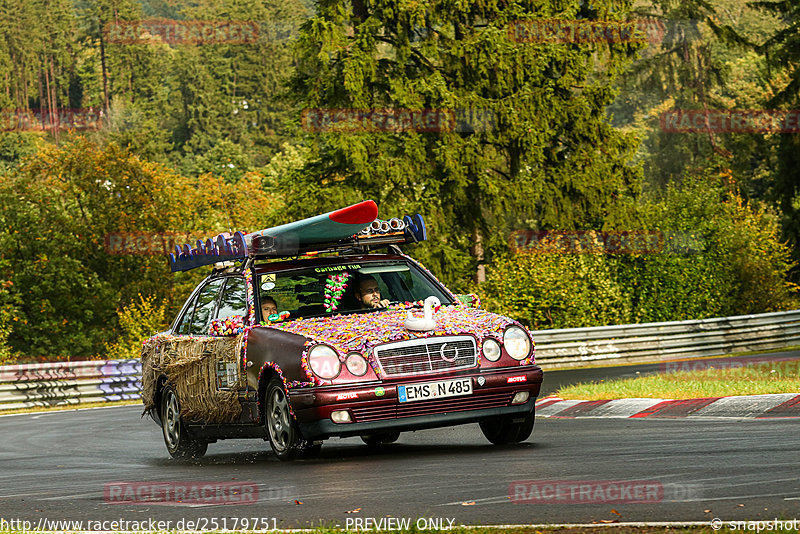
[161, 385, 208, 459]
[479, 409, 535, 445]
[264, 376, 310, 461]
[360, 431, 400, 447]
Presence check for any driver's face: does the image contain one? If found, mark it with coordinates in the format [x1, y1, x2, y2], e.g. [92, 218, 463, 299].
[357, 280, 382, 308]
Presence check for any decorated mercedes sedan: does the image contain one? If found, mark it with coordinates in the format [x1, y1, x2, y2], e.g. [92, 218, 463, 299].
[141, 201, 543, 460]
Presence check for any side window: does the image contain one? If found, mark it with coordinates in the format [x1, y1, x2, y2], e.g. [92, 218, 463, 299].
[216, 277, 247, 320]
[189, 279, 225, 335]
[175, 296, 196, 335]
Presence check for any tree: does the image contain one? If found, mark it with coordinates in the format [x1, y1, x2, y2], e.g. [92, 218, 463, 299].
[706, 0, 800, 272]
[0, 137, 277, 360]
[289, 0, 643, 288]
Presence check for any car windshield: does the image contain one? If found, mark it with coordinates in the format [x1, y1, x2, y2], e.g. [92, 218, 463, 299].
[256, 260, 452, 319]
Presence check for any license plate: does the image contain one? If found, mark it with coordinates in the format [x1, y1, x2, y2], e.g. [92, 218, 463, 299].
[397, 378, 472, 403]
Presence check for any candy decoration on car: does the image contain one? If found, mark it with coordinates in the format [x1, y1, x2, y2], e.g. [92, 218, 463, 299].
[266, 311, 291, 323]
[208, 315, 246, 337]
[324, 272, 350, 313]
[356, 214, 427, 243]
[404, 296, 442, 331]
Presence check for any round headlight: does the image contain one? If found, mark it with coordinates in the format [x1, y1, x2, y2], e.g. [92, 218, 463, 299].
[345, 353, 369, 376]
[482, 338, 502, 362]
[504, 326, 531, 360]
[308, 345, 341, 379]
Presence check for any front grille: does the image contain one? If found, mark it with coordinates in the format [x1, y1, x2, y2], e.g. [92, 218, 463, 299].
[373, 336, 477, 378]
[351, 392, 512, 422]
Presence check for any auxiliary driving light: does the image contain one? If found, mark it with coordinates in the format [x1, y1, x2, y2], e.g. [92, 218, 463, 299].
[331, 410, 353, 423]
[511, 391, 530, 405]
[482, 338, 502, 362]
[345, 353, 369, 376]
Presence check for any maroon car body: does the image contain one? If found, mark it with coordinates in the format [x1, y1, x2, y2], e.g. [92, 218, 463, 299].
[142, 251, 543, 460]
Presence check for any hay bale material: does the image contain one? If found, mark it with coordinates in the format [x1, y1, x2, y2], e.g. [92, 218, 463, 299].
[141, 334, 246, 423]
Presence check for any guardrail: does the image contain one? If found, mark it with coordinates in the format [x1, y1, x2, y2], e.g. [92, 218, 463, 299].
[0, 359, 141, 410]
[532, 310, 800, 365]
[1, 310, 798, 409]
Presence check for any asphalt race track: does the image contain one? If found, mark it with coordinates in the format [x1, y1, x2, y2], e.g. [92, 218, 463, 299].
[1, 402, 799, 528]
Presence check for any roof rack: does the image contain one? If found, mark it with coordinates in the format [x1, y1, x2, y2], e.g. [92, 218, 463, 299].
[168, 214, 426, 272]
[251, 214, 426, 258]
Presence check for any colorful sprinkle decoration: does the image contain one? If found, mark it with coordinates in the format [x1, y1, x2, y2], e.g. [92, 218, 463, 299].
[323, 272, 350, 313]
[266, 305, 514, 357]
[208, 315, 246, 337]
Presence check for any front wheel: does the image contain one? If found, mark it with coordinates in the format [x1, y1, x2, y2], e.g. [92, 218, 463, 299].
[479, 409, 535, 445]
[161, 385, 208, 459]
[265, 377, 311, 461]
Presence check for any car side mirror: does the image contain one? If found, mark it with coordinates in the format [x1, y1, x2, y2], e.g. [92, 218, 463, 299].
[208, 315, 245, 336]
[455, 293, 481, 309]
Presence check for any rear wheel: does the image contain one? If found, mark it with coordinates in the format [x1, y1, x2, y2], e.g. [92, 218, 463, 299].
[479, 409, 534, 445]
[360, 432, 400, 447]
[161, 385, 208, 459]
[265, 376, 313, 461]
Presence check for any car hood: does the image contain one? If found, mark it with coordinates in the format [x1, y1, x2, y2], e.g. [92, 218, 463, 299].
[264, 304, 519, 355]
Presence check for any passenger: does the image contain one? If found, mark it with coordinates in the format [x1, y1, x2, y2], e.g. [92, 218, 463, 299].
[354, 275, 390, 309]
[261, 296, 278, 318]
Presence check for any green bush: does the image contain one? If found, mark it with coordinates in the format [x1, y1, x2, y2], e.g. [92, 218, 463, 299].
[106, 295, 170, 360]
[481, 174, 798, 329]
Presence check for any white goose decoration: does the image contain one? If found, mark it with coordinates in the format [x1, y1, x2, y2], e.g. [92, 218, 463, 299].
[404, 296, 441, 331]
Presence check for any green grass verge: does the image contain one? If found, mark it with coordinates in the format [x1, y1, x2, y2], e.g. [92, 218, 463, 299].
[542, 345, 800, 372]
[556, 362, 800, 400]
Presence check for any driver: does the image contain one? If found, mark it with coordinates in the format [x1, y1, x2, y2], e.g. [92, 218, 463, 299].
[354, 275, 390, 309]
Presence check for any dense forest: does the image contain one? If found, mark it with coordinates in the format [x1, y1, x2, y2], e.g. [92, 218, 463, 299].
[0, 0, 798, 362]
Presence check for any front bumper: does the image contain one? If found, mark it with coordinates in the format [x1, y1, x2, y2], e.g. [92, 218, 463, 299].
[291, 365, 543, 440]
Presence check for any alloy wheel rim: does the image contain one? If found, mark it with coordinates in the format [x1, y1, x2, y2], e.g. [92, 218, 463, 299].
[268, 388, 290, 451]
[165, 392, 180, 449]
